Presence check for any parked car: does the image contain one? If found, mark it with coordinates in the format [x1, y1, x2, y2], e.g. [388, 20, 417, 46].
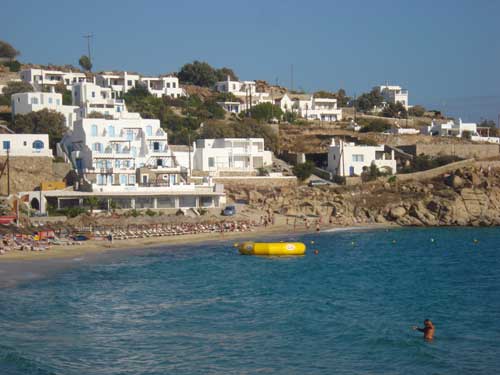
[222, 205, 236, 216]
[308, 179, 328, 187]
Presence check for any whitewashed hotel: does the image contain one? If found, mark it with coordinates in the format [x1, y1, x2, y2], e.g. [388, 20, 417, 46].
[58, 116, 225, 210]
[327, 139, 396, 177]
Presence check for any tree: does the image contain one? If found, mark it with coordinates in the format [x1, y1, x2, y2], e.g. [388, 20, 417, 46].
[52, 82, 72, 105]
[178, 61, 218, 87]
[12, 109, 66, 152]
[78, 55, 92, 72]
[361, 163, 382, 182]
[355, 88, 384, 112]
[246, 102, 283, 123]
[293, 161, 315, 181]
[1, 81, 34, 101]
[381, 102, 407, 118]
[199, 121, 236, 139]
[215, 67, 238, 81]
[313, 90, 337, 99]
[0, 40, 20, 60]
[408, 105, 426, 117]
[84, 196, 99, 213]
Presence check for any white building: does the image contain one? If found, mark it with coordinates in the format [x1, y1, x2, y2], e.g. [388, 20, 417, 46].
[0, 133, 52, 157]
[422, 119, 477, 137]
[274, 94, 343, 121]
[421, 119, 500, 144]
[216, 101, 242, 114]
[140, 75, 186, 98]
[72, 82, 130, 120]
[303, 97, 343, 121]
[20, 68, 92, 91]
[59, 115, 225, 210]
[189, 138, 273, 174]
[11, 91, 79, 129]
[96, 71, 186, 98]
[95, 71, 141, 96]
[62, 117, 182, 187]
[376, 85, 409, 109]
[327, 139, 396, 177]
[215, 76, 270, 112]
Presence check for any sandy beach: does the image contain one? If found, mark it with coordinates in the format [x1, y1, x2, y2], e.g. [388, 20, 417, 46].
[0, 221, 394, 288]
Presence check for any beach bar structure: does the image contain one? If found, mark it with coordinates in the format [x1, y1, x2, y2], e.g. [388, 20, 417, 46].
[24, 183, 225, 214]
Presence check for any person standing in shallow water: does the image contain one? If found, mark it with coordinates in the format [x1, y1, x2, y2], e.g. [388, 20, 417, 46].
[413, 319, 435, 340]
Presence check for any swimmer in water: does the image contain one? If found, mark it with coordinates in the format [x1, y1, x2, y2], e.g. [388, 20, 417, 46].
[412, 319, 435, 340]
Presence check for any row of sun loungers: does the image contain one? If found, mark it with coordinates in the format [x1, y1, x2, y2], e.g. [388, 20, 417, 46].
[93, 221, 255, 240]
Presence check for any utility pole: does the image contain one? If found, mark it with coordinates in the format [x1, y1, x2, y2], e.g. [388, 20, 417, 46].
[290, 64, 294, 92]
[83, 33, 94, 69]
[353, 93, 357, 122]
[6, 149, 10, 196]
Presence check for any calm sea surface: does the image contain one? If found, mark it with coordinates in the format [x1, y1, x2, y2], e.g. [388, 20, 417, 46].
[0, 227, 499, 374]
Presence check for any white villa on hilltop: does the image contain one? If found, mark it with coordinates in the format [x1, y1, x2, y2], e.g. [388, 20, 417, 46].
[214, 76, 270, 113]
[375, 84, 409, 109]
[327, 139, 396, 177]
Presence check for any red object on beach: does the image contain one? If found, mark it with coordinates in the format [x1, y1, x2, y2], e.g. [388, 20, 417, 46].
[0, 216, 16, 225]
[37, 230, 55, 240]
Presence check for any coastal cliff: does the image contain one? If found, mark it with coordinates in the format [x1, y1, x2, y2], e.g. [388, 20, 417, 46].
[229, 165, 500, 227]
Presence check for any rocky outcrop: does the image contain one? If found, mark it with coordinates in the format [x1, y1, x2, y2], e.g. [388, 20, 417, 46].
[225, 165, 500, 227]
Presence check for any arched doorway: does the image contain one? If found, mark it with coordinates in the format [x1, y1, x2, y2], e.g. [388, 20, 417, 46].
[31, 197, 40, 211]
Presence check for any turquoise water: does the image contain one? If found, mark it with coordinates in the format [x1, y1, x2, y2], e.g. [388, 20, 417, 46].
[0, 227, 499, 374]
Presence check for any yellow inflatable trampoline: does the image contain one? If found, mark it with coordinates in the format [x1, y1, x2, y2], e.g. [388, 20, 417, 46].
[237, 241, 307, 256]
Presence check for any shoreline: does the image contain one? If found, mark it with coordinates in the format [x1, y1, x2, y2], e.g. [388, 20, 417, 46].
[0, 222, 394, 262]
[0, 223, 393, 288]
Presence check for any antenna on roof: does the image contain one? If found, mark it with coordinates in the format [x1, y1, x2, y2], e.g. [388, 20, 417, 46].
[83, 33, 94, 68]
[290, 64, 294, 92]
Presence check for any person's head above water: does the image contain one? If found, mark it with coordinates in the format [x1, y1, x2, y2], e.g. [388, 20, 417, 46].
[424, 319, 433, 327]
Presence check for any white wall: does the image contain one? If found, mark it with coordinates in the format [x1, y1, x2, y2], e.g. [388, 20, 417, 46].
[327, 139, 396, 176]
[11, 92, 80, 129]
[192, 138, 273, 173]
[0, 134, 52, 157]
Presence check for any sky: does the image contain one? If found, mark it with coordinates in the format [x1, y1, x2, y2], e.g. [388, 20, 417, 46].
[2, 0, 500, 122]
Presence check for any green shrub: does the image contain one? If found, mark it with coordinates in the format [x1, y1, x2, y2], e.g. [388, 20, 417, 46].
[2, 60, 21, 72]
[145, 209, 157, 216]
[359, 119, 390, 133]
[293, 161, 315, 181]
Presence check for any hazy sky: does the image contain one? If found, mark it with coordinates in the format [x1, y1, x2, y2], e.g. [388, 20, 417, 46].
[3, 0, 500, 120]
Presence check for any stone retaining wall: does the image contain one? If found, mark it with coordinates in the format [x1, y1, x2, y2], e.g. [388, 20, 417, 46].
[399, 143, 499, 159]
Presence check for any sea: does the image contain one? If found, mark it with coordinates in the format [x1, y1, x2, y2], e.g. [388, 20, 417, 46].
[0, 227, 499, 375]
